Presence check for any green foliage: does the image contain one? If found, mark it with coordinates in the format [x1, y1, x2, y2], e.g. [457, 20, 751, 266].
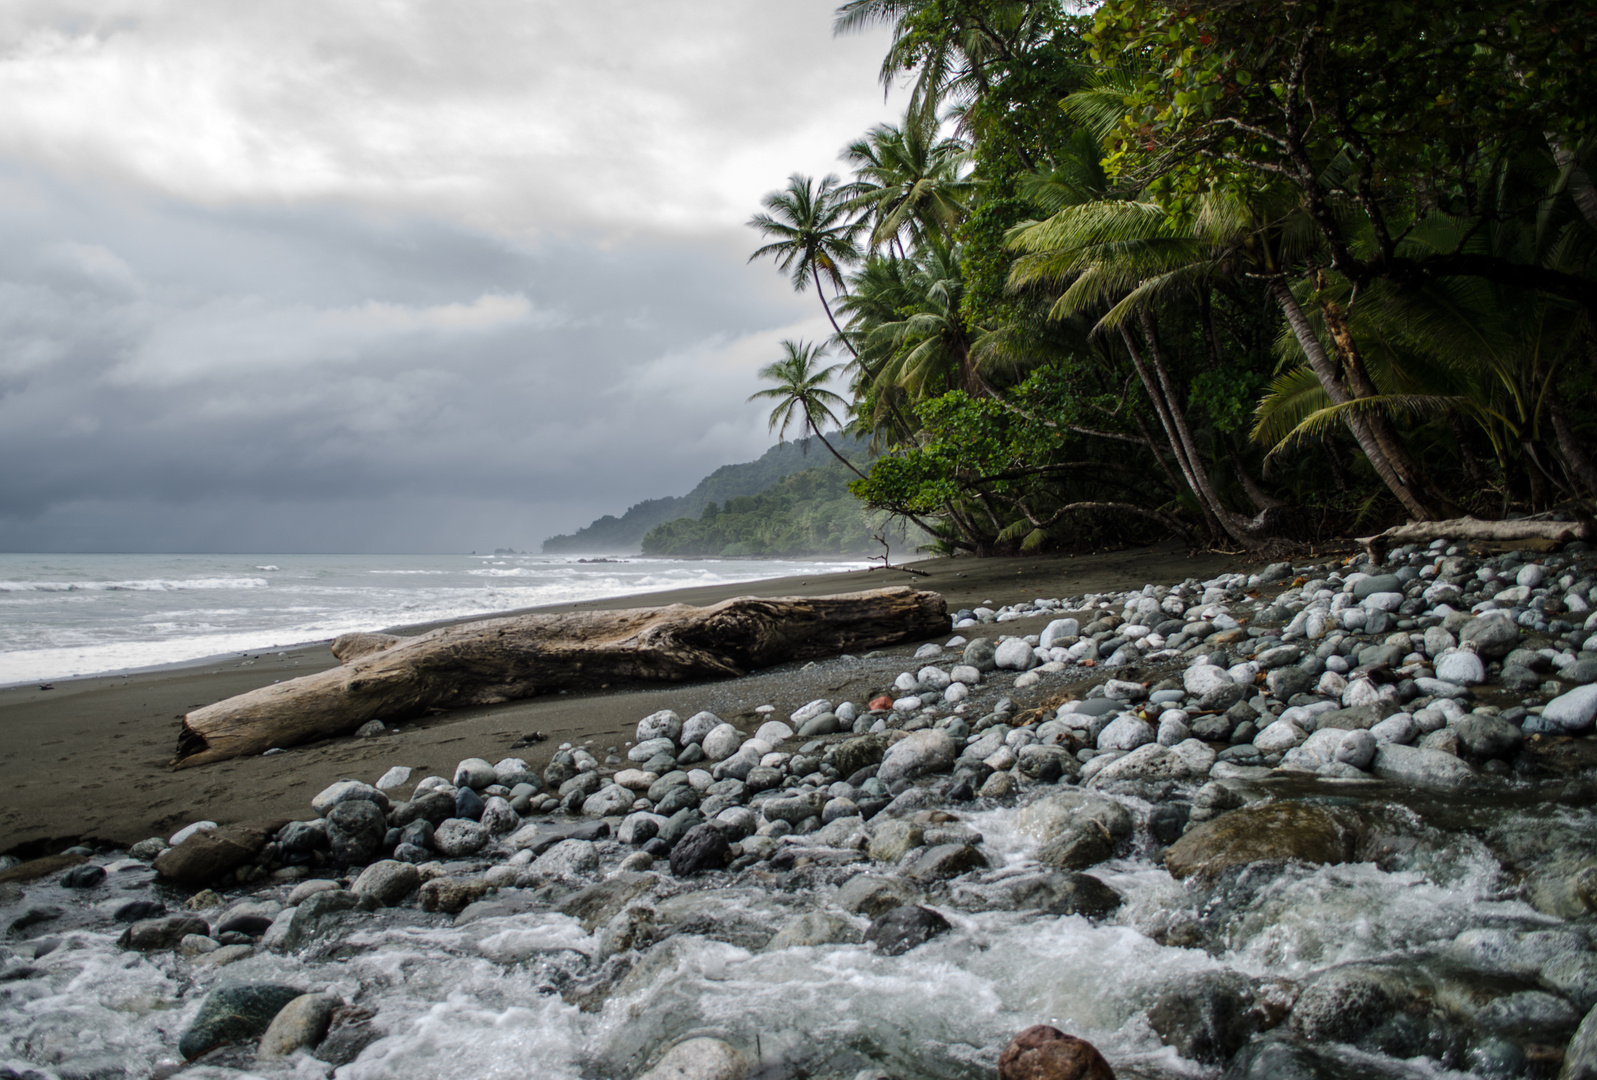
[735, 0, 1597, 554]
[541, 435, 870, 553]
[1189, 368, 1265, 433]
[641, 464, 894, 556]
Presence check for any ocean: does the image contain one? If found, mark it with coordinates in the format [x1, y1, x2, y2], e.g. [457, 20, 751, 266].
[0, 552, 869, 687]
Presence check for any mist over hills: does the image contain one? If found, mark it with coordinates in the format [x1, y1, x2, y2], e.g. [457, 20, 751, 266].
[541, 435, 871, 554]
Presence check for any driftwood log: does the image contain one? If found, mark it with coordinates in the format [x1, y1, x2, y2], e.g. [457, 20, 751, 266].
[173, 586, 948, 768]
[1360, 515, 1593, 562]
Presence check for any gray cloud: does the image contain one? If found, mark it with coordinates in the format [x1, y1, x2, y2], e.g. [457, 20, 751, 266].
[0, 3, 893, 552]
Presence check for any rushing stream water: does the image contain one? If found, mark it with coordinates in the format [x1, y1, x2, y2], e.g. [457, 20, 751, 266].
[4, 779, 1591, 1080]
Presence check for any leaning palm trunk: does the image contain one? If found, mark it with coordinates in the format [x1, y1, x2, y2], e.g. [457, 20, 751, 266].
[1270, 278, 1440, 521]
[1316, 279, 1458, 516]
[1121, 321, 1268, 550]
[813, 265, 859, 360]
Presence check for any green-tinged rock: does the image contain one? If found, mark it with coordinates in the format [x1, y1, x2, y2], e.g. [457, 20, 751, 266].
[1565, 1000, 1597, 1079]
[258, 992, 339, 1059]
[179, 982, 304, 1060]
[765, 912, 863, 951]
[118, 915, 211, 951]
[827, 733, 892, 778]
[418, 875, 489, 914]
[279, 890, 362, 951]
[557, 872, 658, 933]
[1164, 802, 1360, 881]
[833, 874, 921, 918]
[866, 819, 924, 863]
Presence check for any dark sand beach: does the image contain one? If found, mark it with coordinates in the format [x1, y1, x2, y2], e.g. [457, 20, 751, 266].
[0, 544, 1295, 855]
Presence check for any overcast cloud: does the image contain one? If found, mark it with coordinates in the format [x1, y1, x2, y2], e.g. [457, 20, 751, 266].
[0, 1, 895, 552]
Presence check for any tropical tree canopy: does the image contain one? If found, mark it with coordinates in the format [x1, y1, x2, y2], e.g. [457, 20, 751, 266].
[743, 0, 1596, 557]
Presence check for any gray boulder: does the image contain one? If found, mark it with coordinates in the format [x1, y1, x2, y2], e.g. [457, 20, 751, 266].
[1460, 614, 1520, 659]
[994, 637, 1038, 671]
[1531, 685, 1597, 735]
[432, 818, 489, 857]
[636, 709, 683, 744]
[877, 730, 957, 785]
[350, 860, 419, 906]
[326, 800, 387, 867]
[1454, 715, 1524, 760]
[1370, 743, 1477, 788]
[963, 638, 998, 672]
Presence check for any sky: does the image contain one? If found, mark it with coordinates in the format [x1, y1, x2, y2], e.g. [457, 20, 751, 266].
[0, 0, 898, 552]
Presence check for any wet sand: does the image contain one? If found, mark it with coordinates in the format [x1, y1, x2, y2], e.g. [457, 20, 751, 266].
[0, 544, 1302, 855]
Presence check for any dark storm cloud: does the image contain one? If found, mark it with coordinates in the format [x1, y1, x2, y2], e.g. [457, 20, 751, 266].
[0, 2, 894, 551]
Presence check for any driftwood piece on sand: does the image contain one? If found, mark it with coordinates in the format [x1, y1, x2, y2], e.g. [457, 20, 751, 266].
[1360, 515, 1593, 562]
[173, 586, 948, 768]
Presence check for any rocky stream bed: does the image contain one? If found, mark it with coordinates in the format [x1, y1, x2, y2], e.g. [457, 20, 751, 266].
[6, 538, 1597, 1079]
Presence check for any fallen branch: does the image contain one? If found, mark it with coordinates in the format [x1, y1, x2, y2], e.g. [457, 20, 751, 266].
[1360, 515, 1593, 563]
[173, 587, 949, 768]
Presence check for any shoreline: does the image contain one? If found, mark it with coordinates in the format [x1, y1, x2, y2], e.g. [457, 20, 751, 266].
[0, 551, 878, 691]
[0, 543, 1263, 854]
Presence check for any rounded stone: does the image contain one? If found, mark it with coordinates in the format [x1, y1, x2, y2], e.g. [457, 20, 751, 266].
[258, 992, 338, 1060]
[1334, 730, 1377, 770]
[994, 638, 1039, 671]
[350, 860, 419, 906]
[432, 818, 489, 857]
[1096, 715, 1154, 752]
[877, 729, 957, 785]
[755, 720, 794, 744]
[963, 638, 998, 672]
[452, 758, 496, 790]
[636, 1037, 749, 1080]
[680, 711, 722, 746]
[998, 1025, 1115, 1080]
[635, 708, 684, 745]
[1434, 650, 1486, 686]
[1460, 614, 1520, 659]
[701, 724, 742, 761]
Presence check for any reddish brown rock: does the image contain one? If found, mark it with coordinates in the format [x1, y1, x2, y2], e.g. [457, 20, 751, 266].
[997, 1026, 1114, 1080]
[0, 853, 86, 884]
[152, 819, 287, 886]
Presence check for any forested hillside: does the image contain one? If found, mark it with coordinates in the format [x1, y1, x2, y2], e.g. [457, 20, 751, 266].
[641, 463, 905, 557]
[541, 435, 869, 553]
[741, 0, 1596, 557]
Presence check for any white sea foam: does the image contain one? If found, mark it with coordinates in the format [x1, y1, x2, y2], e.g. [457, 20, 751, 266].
[0, 576, 271, 592]
[0, 553, 870, 685]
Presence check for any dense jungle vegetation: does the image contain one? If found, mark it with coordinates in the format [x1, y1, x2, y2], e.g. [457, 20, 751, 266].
[745, 0, 1597, 557]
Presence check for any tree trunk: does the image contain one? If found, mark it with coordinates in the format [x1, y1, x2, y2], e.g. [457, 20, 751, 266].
[1361, 516, 1593, 563]
[173, 587, 949, 768]
[1124, 320, 1266, 550]
[813, 264, 859, 359]
[1551, 402, 1597, 498]
[1230, 447, 1286, 512]
[1316, 277, 1458, 515]
[1270, 277, 1439, 520]
[1121, 328, 1225, 542]
[804, 405, 868, 480]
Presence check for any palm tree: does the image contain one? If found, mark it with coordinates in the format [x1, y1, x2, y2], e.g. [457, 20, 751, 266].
[833, 0, 1043, 137]
[840, 242, 994, 401]
[840, 119, 976, 255]
[749, 340, 867, 479]
[748, 175, 864, 353]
